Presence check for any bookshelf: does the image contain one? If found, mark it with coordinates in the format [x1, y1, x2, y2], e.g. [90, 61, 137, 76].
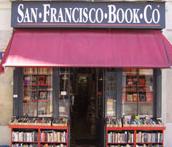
[122, 69, 154, 116]
[106, 126, 165, 147]
[23, 68, 53, 117]
[123, 74, 153, 103]
[10, 124, 69, 147]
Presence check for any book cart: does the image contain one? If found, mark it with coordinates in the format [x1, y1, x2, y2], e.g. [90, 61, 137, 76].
[106, 125, 165, 147]
[9, 124, 69, 147]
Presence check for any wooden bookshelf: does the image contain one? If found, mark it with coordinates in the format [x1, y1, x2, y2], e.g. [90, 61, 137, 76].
[10, 124, 69, 147]
[106, 126, 165, 147]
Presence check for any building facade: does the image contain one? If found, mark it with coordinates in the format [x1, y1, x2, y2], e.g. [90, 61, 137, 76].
[0, 0, 172, 146]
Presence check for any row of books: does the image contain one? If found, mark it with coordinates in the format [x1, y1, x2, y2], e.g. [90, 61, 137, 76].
[108, 132, 134, 143]
[11, 117, 68, 125]
[126, 76, 146, 86]
[123, 116, 162, 126]
[24, 68, 52, 75]
[108, 145, 162, 147]
[108, 145, 133, 147]
[123, 69, 153, 75]
[136, 132, 163, 143]
[12, 144, 37, 147]
[24, 90, 52, 100]
[12, 131, 38, 142]
[41, 131, 66, 142]
[125, 92, 152, 102]
[106, 115, 163, 126]
[24, 75, 52, 85]
[41, 144, 67, 147]
[136, 145, 163, 147]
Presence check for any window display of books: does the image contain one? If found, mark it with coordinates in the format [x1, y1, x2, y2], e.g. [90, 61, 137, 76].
[24, 68, 52, 75]
[122, 69, 154, 116]
[123, 74, 153, 103]
[23, 68, 53, 117]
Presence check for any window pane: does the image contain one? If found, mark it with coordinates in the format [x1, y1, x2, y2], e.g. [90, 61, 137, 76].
[59, 68, 71, 118]
[23, 68, 53, 117]
[105, 71, 116, 117]
[122, 68, 153, 116]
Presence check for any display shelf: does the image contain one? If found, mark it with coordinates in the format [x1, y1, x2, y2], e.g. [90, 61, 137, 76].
[122, 70, 153, 107]
[107, 142, 134, 145]
[136, 142, 163, 144]
[23, 68, 53, 117]
[12, 141, 38, 143]
[106, 126, 165, 147]
[10, 124, 69, 147]
[40, 142, 66, 144]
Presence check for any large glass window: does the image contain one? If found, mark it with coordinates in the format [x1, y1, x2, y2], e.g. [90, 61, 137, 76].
[122, 68, 154, 116]
[23, 68, 53, 117]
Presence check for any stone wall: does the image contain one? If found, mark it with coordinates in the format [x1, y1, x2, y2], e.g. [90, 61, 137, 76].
[0, 0, 13, 145]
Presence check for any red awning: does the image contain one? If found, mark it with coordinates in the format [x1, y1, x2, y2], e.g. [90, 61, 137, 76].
[1, 29, 172, 68]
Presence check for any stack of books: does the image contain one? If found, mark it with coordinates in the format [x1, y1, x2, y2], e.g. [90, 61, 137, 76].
[106, 115, 163, 127]
[10, 117, 68, 126]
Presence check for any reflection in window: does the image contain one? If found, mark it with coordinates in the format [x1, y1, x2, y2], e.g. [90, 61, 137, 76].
[122, 69, 154, 116]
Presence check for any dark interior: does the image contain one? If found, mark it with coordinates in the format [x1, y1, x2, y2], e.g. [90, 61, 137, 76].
[70, 69, 98, 147]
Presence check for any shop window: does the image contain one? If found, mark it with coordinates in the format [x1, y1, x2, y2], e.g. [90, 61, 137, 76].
[23, 67, 53, 117]
[59, 68, 71, 118]
[105, 70, 117, 117]
[122, 68, 154, 116]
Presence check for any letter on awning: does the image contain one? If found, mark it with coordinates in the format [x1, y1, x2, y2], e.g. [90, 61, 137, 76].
[1, 29, 172, 70]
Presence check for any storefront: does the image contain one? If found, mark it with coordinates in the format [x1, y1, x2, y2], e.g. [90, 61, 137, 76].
[0, 1, 172, 147]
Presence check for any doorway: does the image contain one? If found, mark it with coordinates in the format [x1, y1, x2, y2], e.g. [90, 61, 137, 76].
[70, 68, 101, 147]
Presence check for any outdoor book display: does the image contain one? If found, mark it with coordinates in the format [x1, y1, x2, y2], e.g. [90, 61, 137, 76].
[10, 68, 70, 147]
[106, 116, 165, 147]
[10, 117, 69, 147]
[10, 67, 165, 147]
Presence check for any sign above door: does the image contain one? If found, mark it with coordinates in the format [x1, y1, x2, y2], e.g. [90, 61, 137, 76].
[11, 1, 165, 29]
